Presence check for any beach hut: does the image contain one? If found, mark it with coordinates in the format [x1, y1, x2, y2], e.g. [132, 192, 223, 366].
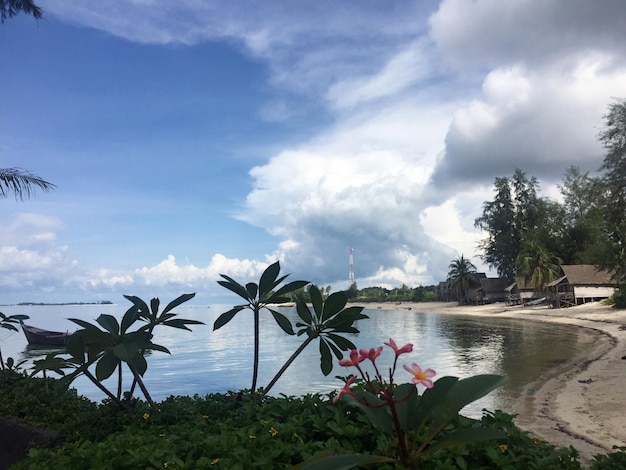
[505, 276, 543, 305]
[546, 265, 617, 308]
[478, 278, 513, 304]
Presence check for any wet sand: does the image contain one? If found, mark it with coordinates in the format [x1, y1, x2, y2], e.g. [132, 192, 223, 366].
[359, 301, 626, 463]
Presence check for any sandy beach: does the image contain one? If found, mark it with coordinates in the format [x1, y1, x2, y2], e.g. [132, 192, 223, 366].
[360, 300, 626, 463]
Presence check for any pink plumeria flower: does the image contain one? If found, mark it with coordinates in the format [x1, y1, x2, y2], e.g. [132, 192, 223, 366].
[359, 346, 383, 363]
[338, 349, 365, 367]
[403, 363, 436, 388]
[384, 338, 413, 357]
[333, 375, 357, 403]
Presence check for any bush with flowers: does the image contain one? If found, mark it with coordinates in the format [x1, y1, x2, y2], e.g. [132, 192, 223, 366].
[295, 338, 507, 469]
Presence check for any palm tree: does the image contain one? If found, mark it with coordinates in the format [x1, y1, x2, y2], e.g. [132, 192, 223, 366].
[447, 255, 477, 305]
[515, 240, 563, 292]
[0, 168, 55, 200]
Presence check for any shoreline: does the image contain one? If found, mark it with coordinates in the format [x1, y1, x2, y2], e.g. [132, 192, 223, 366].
[358, 300, 626, 462]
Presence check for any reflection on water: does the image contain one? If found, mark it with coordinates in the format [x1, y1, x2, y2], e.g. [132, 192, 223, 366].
[0, 304, 602, 417]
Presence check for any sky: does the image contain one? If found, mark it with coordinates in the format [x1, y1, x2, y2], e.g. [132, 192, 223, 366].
[1, 0, 626, 305]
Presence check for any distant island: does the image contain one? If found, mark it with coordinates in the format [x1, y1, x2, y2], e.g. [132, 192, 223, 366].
[14, 301, 114, 306]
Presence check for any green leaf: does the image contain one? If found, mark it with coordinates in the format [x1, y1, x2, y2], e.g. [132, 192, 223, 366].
[1, 323, 17, 332]
[96, 314, 120, 338]
[162, 318, 204, 330]
[218, 275, 251, 301]
[130, 352, 148, 376]
[213, 306, 245, 330]
[325, 338, 344, 360]
[344, 391, 393, 434]
[268, 309, 295, 335]
[310, 285, 323, 319]
[113, 342, 140, 362]
[150, 297, 160, 317]
[393, 383, 418, 433]
[65, 334, 87, 363]
[434, 375, 507, 426]
[95, 351, 119, 381]
[145, 341, 171, 355]
[296, 301, 313, 325]
[324, 333, 356, 352]
[124, 295, 151, 320]
[325, 308, 367, 329]
[121, 305, 140, 335]
[319, 339, 333, 376]
[246, 282, 258, 300]
[292, 452, 394, 470]
[162, 293, 195, 315]
[322, 291, 347, 321]
[421, 428, 506, 455]
[271, 280, 309, 299]
[413, 376, 459, 431]
[258, 261, 281, 298]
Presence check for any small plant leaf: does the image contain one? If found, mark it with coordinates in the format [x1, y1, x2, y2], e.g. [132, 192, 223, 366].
[162, 293, 196, 315]
[218, 276, 251, 301]
[246, 282, 258, 300]
[271, 280, 309, 299]
[268, 309, 295, 335]
[259, 261, 281, 298]
[310, 285, 323, 319]
[121, 305, 140, 335]
[319, 339, 333, 376]
[150, 298, 160, 317]
[293, 452, 394, 470]
[322, 291, 347, 321]
[324, 333, 356, 352]
[296, 301, 313, 325]
[213, 306, 245, 330]
[96, 314, 120, 338]
[95, 351, 119, 381]
[421, 428, 506, 456]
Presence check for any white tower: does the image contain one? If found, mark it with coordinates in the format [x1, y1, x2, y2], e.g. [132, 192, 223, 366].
[349, 247, 354, 284]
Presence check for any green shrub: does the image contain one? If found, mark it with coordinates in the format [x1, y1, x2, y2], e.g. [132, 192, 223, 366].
[0, 371, 602, 469]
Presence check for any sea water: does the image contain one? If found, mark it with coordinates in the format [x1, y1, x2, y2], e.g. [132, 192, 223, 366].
[0, 304, 601, 417]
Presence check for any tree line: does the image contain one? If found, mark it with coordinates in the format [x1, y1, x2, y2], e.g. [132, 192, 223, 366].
[449, 99, 626, 307]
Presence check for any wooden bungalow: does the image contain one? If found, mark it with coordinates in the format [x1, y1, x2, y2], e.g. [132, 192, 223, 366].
[477, 278, 512, 304]
[505, 276, 544, 305]
[546, 265, 617, 308]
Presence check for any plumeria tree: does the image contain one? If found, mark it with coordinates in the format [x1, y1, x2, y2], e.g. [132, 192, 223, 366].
[214, 261, 308, 393]
[297, 339, 507, 469]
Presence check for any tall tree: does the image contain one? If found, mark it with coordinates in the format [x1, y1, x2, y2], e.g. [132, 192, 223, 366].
[474, 177, 517, 278]
[474, 169, 542, 278]
[515, 240, 562, 292]
[0, 0, 42, 22]
[558, 166, 607, 265]
[597, 99, 626, 284]
[447, 255, 477, 305]
[0, 168, 56, 200]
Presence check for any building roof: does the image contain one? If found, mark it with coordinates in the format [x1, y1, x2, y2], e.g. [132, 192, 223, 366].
[553, 265, 616, 286]
[479, 278, 512, 292]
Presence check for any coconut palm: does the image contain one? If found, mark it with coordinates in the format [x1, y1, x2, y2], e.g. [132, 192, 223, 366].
[447, 255, 478, 304]
[516, 240, 562, 292]
[0, 168, 55, 200]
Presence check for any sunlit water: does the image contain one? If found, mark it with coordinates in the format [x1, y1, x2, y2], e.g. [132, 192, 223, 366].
[0, 304, 603, 417]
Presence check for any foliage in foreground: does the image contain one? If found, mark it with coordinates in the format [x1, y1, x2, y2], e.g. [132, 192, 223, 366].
[0, 370, 605, 470]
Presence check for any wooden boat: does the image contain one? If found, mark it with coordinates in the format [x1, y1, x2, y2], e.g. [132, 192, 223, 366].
[20, 321, 72, 347]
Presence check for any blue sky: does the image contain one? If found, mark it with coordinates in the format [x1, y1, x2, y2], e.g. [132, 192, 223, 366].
[1, 0, 626, 305]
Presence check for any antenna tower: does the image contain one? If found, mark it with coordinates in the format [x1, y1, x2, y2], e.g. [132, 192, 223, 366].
[349, 247, 355, 284]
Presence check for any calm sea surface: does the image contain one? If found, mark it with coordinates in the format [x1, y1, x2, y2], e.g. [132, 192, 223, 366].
[0, 304, 602, 417]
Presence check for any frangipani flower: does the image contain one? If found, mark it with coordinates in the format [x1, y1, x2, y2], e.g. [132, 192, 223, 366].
[403, 363, 436, 388]
[339, 349, 365, 367]
[384, 338, 413, 356]
[359, 346, 383, 362]
[333, 375, 357, 403]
